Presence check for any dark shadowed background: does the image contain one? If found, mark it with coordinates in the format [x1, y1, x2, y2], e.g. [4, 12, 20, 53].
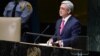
[1, 0, 100, 53]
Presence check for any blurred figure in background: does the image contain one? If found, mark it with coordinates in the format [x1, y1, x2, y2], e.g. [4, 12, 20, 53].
[3, 0, 33, 42]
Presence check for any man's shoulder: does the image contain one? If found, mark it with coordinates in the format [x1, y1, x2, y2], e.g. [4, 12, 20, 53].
[57, 18, 61, 21]
[8, 1, 14, 5]
[69, 16, 80, 23]
[56, 18, 61, 23]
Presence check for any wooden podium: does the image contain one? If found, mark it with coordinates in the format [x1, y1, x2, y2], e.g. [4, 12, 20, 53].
[0, 40, 89, 56]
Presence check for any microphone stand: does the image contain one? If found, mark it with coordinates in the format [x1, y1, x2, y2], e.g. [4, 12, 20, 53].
[34, 25, 50, 44]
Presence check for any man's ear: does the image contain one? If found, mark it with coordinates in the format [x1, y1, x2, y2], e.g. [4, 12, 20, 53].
[68, 9, 71, 14]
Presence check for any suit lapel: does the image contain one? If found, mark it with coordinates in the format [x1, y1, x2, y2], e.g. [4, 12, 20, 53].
[58, 19, 62, 35]
[60, 16, 72, 35]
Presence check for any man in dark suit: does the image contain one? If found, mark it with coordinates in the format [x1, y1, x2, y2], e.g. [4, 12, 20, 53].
[47, 0, 81, 47]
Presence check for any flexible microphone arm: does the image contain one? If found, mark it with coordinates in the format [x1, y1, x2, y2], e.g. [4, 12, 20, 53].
[34, 25, 50, 43]
[26, 32, 61, 41]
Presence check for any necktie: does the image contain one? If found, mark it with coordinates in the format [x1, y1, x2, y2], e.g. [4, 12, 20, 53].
[12, 2, 18, 17]
[60, 20, 65, 34]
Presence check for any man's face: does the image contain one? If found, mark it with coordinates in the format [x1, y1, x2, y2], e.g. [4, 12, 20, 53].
[59, 4, 69, 18]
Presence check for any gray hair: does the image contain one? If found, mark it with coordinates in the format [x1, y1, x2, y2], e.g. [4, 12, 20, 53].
[61, 0, 74, 13]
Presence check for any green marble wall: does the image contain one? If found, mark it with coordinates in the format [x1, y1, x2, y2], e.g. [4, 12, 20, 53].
[88, 0, 100, 52]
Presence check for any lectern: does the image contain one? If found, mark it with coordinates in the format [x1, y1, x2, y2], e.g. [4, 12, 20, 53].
[0, 40, 89, 56]
[0, 17, 21, 42]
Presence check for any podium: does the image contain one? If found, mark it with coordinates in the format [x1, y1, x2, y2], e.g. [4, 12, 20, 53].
[0, 40, 89, 56]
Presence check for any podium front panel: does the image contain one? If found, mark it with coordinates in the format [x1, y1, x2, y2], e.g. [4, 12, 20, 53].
[0, 40, 89, 56]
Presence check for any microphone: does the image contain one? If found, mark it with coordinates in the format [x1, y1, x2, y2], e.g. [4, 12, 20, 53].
[34, 25, 50, 43]
[52, 27, 61, 40]
[51, 28, 61, 47]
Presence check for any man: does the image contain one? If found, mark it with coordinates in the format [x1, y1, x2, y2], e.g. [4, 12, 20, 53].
[47, 0, 81, 47]
[3, 0, 33, 41]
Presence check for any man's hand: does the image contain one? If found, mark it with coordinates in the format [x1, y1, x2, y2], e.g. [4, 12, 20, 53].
[55, 40, 63, 47]
[47, 39, 53, 46]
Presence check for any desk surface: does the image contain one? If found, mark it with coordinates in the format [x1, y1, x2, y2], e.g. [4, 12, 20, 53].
[20, 42, 82, 51]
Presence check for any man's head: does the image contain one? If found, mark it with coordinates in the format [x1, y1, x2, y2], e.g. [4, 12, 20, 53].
[14, 0, 19, 3]
[14, 0, 24, 2]
[59, 0, 74, 18]
[14, 0, 19, 2]
[13, 0, 24, 3]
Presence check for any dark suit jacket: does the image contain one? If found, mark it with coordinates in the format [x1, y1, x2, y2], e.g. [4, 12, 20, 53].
[53, 16, 81, 47]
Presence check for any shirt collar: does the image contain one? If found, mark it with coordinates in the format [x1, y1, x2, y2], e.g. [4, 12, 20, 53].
[62, 15, 71, 25]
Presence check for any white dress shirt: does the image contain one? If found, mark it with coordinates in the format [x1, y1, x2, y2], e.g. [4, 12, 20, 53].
[62, 15, 71, 25]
